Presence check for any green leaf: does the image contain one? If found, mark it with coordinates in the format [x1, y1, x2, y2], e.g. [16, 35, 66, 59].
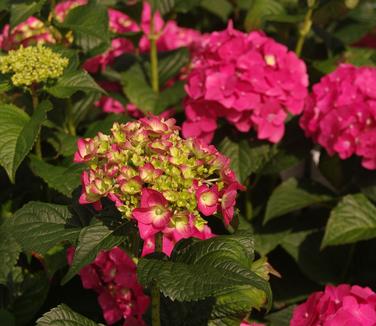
[122, 63, 157, 114]
[148, 0, 175, 15]
[219, 137, 272, 183]
[154, 81, 186, 114]
[174, 0, 202, 12]
[71, 92, 100, 126]
[322, 194, 376, 247]
[158, 48, 189, 86]
[10, 0, 46, 29]
[0, 230, 21, 285]
[59, 3, 110, 54]
[62, 222, 131, 285]
[29, 156, 83, 197]
[344, 47, 376, 67]
[264, 178, 334, 224]
[200, 0, 233, 22]
[0, 101, 49, 182]
[84, 114, 130, 138]
[12, 272, 49, 325]
[36, 304, 99, 326]
[47, 132, 78, 157]
[244, 0, 285, 31]
[7, 202, 81, 255]
[265, 305, 295, 326]
[138, 232, 271, 310]
[46, 71, 105, 98]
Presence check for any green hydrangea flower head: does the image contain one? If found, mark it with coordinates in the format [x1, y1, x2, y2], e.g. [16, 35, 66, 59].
[0, 44, 68, 87]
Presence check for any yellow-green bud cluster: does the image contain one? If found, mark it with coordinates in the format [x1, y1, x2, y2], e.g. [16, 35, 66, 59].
[0, 44, 68, 86]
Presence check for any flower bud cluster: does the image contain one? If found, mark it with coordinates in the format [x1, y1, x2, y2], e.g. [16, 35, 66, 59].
[182, 22, 308, 144]
[67, 247, 149, 326]
[300, 64, 376, 169]
[74, 115, 243, 255]
[0, 44, 68, 86]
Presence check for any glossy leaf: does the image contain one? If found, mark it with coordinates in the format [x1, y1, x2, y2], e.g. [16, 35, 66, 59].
[264, 178, 334, 223]
[7, 202, 81, 255]
[322, 194, 376, 247]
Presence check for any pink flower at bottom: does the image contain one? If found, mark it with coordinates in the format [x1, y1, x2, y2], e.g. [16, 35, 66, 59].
[291, 284, 376, 326]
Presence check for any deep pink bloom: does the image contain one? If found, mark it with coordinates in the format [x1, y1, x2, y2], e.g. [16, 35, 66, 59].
[291, 284, 376, 326]
[67, 247, 149, 326]
[300, 64, 376, 170]
[183, 21, 308, 143]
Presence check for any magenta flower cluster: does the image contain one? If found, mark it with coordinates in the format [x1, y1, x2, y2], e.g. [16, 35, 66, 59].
[74, 115, 243, 256]
[291, 284, 376, 326]
[182, 22, 308, 144]
[67, 247, 149, 326]
[300, 64, 376, 170]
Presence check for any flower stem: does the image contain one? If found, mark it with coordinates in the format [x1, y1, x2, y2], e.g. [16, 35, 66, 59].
[149, 13, 159, 94]
[151, 233, 162, 326]
[31, 86, 42, 159]
[295, 0, 316, 57]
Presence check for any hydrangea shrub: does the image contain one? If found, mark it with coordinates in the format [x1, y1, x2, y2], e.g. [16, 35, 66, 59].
[0, 1, 375, 326]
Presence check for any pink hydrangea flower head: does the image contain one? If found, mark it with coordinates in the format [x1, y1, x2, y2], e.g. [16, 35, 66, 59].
[67, 247, 149, 325]
[291, 284, 376, 326]
[0, 17, 55, 51]
[183, 22, 308, 143]
[74, 115, 243, 255]
[300, 64, 376, 170]
[54, 0, 87, 22]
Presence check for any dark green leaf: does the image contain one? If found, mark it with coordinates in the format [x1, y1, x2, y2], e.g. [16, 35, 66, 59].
[322, 193, 376, 247]
[62, 222, 131, 285]
[244, 0, 285, 31]
[158, 48, 189, 86]
[0, 101, 49, 182]
[154, 81, 185, 114]
[122, 63, 157, 113]
[71, 93, 100, 126]
[174, 0, 202, 12]
[29, 156, 83, 197]
[8, 202, 81, 255]
[12, 272, 49, 325]
[36, 304, 99, 326]
[264, 178, 334, 224]
[266, 305, 295, 326]
[47, 132, 78, 157]
[219, 137, 272, 183]
[0, 230, 21, 285]
[10, 0, 46, 29]
[84, 114, 130, 138]
[46, 71, 105, 98]
[148, 0, 175, 15]
[139, 232, 271, 310]
[59, 3, 110, 54]
[200, 0, 233, 22]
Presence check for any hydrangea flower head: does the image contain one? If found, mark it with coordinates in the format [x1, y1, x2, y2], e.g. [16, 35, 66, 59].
[291, 284, 376, 326]
[67, 247, 149, 326]
[182, 22, 308, 144]
[0, 44, 68, 86]
[74, 115, 244, 255]
[300, 64, 376, 170]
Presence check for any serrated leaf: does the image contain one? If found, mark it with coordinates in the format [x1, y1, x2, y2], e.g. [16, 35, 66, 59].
[10, 0, 46, 29]
[62, 222, 131, 284]
[36, 304, 99, 326]
[0, 230, 21, 285]
[29, 156, 83, 197]
[12, 272, 49, 325]
[122, 63, 157, 113]
[0, 101, 49, 182]
[219, 137, 272, 183]
[7, 202, 81, 255]
[264, 178, 334, 224]
[59, 3, 110, 54]
[322, 194, 376, 247]
[244, 0, 285, 31]
[138, 232, 271, 309]
[46, 71, 105, 98]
